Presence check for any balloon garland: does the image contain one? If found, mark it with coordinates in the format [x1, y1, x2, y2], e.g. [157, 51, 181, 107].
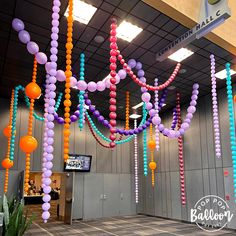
[78, 53, 85, 130]
[42, 0, 61, 223]
[143, 104, 148, 176]
[176, 93, 186, 205]
[210, 55, 221, 158]
[20, 58, 40, 193]
[134, 119, 138, 203]
[125, 91, 130, 130]
[63, 0, 73, 162]
[152, 84, 199, 138]
[148, 124, 156, 186]
[109, 18, 118, 149]
[154, 78, 160, 152]
[2, 89, 15, 193]
[225, 63, 236, 202]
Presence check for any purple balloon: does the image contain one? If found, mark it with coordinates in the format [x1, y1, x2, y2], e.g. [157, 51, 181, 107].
[27, 41, 39, 55]
[44, 186, 51, 194]
[118, 69, 127, 80]
[128, 59, 136, 68]
[57, 117, 64, 124]
[135, 62, 142, 70]
[158, 124, 165, 131]
[141, 87, 148, 93]
[42, 194, 51, 203]
[70, 76, 77, 88]
[70, 115, 77, 122]
[44, 178, 52, 186]
[146, 102, 153, 110]
[193, 83, 199, 90]
[42, 203, 50, 211]
[152, 115, 161, 125]
[187, 106, 196, 114]
[87, 82, 97, 92]
[97, 81, 106, 91]
[12, 18, 25, 32]
[89, 105, 96, 113]
[140, 77, 146, 83]
[42, 211, 50, 221]
[36, 52, 47, 64]
[142, 92, 151, 103]
[77, 80, 87, 91]
[168, 130, 176, 138]
[138, 70, 145, 77]
[18, 30, 30, 44]
[98, 115, 104, 122]
[56, 70, 66, 82]
[74, 111, 80, 117]
[181, 122, 189, 130]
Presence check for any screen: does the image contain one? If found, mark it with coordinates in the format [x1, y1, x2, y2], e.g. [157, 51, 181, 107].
[64, 154, 92, 172]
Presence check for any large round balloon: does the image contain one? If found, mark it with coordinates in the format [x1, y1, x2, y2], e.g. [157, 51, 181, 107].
[149, 161, 157, 170]
[25, 82, 41, 99]
[2, 158, 14, 169]
[3, 125, 12, 138]
[19, 135, 38, 153]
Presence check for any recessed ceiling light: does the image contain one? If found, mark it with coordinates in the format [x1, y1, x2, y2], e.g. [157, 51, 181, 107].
[94, 35, 104, 43]
[168, 48, 194, 62]
[129, 114, 141, 119]
[64, 0, 97, 25]
[117, 21, 143, 42]
[215, 69, 236, 80]
[179, 68, 187, 74]
[132, 102, 144, 109]
[167, 86, 176, 90]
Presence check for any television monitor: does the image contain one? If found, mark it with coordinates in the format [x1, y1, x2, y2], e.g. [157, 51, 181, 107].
[64, 154, 92, 172]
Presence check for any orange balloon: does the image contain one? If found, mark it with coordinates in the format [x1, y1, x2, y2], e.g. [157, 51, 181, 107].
[149, 161, 157, 170]
[148, 140, 156, 150]
[3, 125, 12, 138]
[25, 82, 41, 99]
[234, 95, 236, 103]
[19, 135, 38, 153]
[2, 158, 14, 169]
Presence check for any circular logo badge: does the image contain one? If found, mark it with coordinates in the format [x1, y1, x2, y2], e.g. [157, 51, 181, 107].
[190, 195, 234, 232]
[208, 0, 221, 5]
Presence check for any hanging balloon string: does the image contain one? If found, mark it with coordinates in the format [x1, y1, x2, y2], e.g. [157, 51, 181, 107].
[21, 58, 40, 193]
[125, 91, 130, 130]
[86, 116, 110, 148]
[143, 104, 148, 176]
[63, 0, 73, 162]
[2, 89, 15, 193]
[79, 53, 85, 130]
[134, 119, 138, 203]
[148, 124, 156, 187]
[176, 93, 186, 205]
[154, 78, 159, 151]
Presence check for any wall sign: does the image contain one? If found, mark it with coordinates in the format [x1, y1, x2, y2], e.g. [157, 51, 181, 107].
[156, 0, 231, 62]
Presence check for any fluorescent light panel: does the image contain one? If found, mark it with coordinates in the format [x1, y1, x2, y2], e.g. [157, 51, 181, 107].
[64, 0, 97, 25]
[117, 21, 143, 42]
[215, 69, 236, 80]
[129, 114, 141, 119]
[168, 48, 194, 62]
[132, 102, 144, 109]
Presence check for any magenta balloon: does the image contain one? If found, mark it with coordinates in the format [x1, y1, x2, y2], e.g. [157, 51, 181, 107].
[12, 18, 25, 32]
[36, 52, 47, 64]
[77, 80, 87, 91]
[18, 30, 30, 44]
[27, 41, 39, 54]
[97, 81, 106, 91]
[87, 81, 97, 92]
[56, 70, 66, 82]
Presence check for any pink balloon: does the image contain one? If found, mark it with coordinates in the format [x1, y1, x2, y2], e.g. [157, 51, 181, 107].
[87, 82, 97, 92]
[70, 76, 77, 88]
[97, 81, 106, 91]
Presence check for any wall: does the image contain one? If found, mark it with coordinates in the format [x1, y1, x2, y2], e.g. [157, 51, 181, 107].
[138, 85, 236, 229]
[0, 97, 136, 218]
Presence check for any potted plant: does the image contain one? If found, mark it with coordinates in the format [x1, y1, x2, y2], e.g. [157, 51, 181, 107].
[0, 195, 34, 236]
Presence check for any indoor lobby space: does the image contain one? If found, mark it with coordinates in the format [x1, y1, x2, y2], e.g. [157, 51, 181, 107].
[0, 0, 236, 235]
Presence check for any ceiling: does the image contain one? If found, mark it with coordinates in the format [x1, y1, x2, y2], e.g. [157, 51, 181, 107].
[0, 0, 235, 120]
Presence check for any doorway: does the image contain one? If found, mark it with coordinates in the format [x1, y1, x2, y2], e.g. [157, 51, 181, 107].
[23, 172, 67, 223]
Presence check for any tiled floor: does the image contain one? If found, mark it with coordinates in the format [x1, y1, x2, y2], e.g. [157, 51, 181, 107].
[25, 213, 235, 236]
